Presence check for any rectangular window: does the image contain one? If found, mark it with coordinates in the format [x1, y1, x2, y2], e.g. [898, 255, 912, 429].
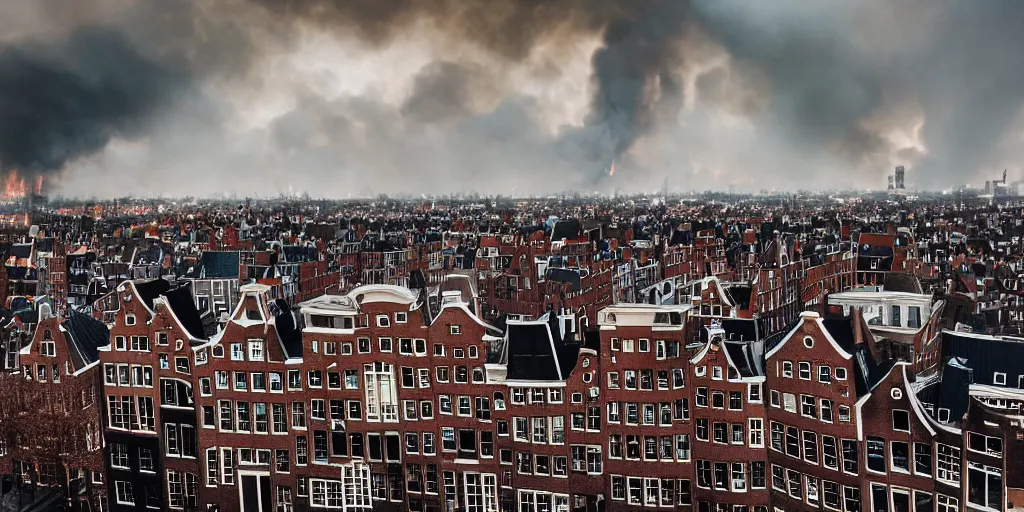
[842, 439, 858, 474]
[866, 437, 886, 473]
[936, 443, 961, 484]
[891, 441, 910, 473]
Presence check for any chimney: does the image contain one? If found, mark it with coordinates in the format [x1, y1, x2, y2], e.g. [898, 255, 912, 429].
[851, 307, 864, 345]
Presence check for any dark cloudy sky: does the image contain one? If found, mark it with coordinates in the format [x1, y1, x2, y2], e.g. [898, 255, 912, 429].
[0, 0, 1021, 198]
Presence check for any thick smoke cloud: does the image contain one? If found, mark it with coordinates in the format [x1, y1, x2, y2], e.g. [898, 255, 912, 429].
[0, 27, 188, 173]
[2, 0, 1024, 197]
[691, 0, 1024, 188]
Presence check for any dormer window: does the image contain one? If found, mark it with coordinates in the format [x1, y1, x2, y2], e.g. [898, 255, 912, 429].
[245, 309, 261, 321]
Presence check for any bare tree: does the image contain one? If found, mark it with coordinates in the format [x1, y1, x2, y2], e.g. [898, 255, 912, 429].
[0, 372, 102, 511]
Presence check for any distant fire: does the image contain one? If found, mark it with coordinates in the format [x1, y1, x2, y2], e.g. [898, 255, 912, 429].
[609, 160, 616, 177]
[3, 170, 27, 198]
[1, 170, 44, 199]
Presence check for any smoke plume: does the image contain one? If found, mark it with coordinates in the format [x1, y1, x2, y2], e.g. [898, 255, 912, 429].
[1, 0, 1023, 196]
[0, 27, 188, 174]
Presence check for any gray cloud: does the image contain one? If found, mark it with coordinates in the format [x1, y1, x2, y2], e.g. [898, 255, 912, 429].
[4, 0, 1024, 197]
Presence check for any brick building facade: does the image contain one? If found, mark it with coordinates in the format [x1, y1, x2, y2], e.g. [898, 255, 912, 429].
[10, 281, 1024, 512]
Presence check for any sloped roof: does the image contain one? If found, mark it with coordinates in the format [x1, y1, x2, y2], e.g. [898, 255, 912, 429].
[272, 298, 302, 360]
[505, 312, 580, 382]
[63, 308, 110, 368]
[821, 317, 888, 397]
[200, 251, 240, 279]
[163, 284, 206, 339]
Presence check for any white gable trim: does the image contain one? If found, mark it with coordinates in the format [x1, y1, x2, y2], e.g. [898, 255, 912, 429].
[764, 312, 853, 362]
[901, 364, 937, 437]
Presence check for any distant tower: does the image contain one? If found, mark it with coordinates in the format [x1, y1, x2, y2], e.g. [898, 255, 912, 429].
[887, 176, 894, 190]
[662, 177, 669, 198]
[894, 166, 905, 189]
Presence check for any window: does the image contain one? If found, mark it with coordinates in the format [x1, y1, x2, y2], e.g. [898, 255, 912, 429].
[967, 461, 1002, 511]
[936, 444, 961, 484]
[712, 391, 725, 409]
[798, 362, 811, 380]
[842, 439, 858, 474]
[822, 436, 838, 470]
[967, 431, 1003, 457]
[248, 341, 264, 361]
[866, 437, 886, 473]
[835, 367, 848, 380]
[892, 409, 910, 432]
[441, 428, 456, 452]
[891, 441, 910, 473]
[786, 469, 802, 498]
[749, 461, 766, 490]
[814, 400, 831, 423]
[838, 405, 851, 422]
[844, 487, 860, 512]
[803, 431, 818, 464]
[801, 395, 817, 417]
[729, 391, 742, 410]
[115, 481, 135, 505]
[914, 442, 932, 476]
[732, 463, 746, 491]
[277, 486, 293, 512]
[819, 366, 832, 383]
[783, 393, 797, 413]
[110, 443, 130, 469]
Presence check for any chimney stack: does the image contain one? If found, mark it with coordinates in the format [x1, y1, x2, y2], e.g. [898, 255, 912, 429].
[851, 307, 864, 344]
